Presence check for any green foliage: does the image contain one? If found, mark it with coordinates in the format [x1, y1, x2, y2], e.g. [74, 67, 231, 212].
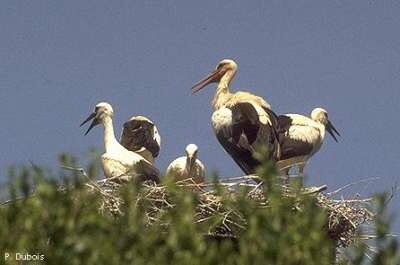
[0, 153, 398, 265]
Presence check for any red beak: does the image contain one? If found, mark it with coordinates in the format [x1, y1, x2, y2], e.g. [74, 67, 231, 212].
[191, 68, 222, 93]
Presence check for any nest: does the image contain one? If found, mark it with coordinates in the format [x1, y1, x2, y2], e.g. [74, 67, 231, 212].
[85, 175, 374, 248]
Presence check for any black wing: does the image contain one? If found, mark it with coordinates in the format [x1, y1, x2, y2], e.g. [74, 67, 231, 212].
[261, 106, 282, 160]
[136, 160, 160, 183]
[121, 117, 160, 158]
[216, 131, 260, 175]
[277, 115, 293, 132]
[214, 102, 280, 175]
[277, 115, 314, 160]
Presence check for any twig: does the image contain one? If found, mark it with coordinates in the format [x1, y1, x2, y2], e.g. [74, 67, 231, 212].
[327, 177, 381, 196]
[330, 198, 373, 203]
[0, 196, 28, 206]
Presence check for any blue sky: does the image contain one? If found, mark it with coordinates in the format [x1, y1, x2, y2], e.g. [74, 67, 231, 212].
[0, 1, 399, 232]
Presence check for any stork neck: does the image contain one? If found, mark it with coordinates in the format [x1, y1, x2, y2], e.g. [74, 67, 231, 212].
[319, 124, 326, 140]
[314, 121, 326, 140]
[102, 116, 119, 153]
[219, 69, 235, 90]
[212, 70, 235, 110]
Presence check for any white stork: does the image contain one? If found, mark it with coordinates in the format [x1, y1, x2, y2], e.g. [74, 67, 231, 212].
[120, 116, 161, 164]
[191, 59, 280, 177]
[80, 102, 160, 183]
[166, 144, 205, 184]
[276, 107, 340, 177]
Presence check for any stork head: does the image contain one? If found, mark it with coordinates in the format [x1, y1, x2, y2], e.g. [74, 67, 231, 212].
[129, 115, 153, 124]
[311, 108, 341, 142]
[191, 59, 237, 93]
[80, 102, 114, 135]
[185, 144, 198, 160]
[185, 144, 199, 175]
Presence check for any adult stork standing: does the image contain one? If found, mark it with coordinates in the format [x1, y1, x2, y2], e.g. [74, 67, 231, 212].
[276, 107, 340, 178]
[120, 116, 161, 164]
[80, 102, 160, 183]
[191, 59, 280, 177]
[166, 144, 205, 184]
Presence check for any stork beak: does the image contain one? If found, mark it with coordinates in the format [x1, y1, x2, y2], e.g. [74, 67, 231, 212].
[187, 155, 194, 167]
[80, 112, 99, 135]
[326, 120, 341, 142]
[191, 68, 222, 93]
[186, 154, 195, 175]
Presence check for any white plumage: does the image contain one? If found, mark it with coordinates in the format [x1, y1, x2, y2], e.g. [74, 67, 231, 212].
[166, 144, 205, 184]
[80, 102, 160, 183]
[276, 107, 340, 178]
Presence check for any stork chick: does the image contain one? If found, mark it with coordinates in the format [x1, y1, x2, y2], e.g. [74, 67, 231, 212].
[166, 144, 205, 184]
[80, 102, 160, 183]
[276, 107, 340, 178]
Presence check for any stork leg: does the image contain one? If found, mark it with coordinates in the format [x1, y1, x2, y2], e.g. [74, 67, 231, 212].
[283, 167, 290, 185]
[297, 165, 305, 187]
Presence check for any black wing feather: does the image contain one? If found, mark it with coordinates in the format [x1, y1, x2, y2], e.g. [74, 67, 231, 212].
[121, 119, 160, 158]
[216, 130, 259, 175]
[277, 115, 314, 160]
[136, 160, 160, 183]
[215, 102, 280, 175]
